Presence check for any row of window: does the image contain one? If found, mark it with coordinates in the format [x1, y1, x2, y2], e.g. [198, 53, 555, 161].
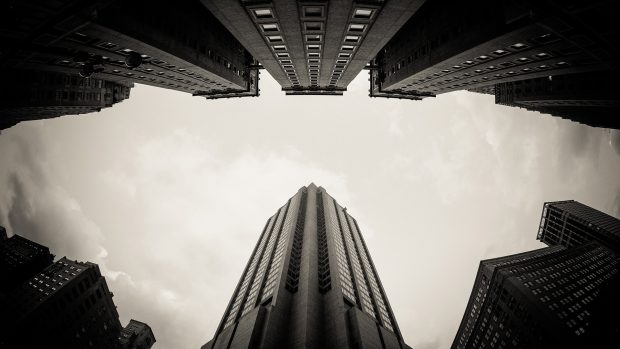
[349, 215, 393, 329]
[223, 215, 276, 329]
[317, 192, 332, 293]
[285, 191, 308, 292]
[261, 198, 295, 301]
[66, 29, 243, 93]
[249, 5, 375, 88]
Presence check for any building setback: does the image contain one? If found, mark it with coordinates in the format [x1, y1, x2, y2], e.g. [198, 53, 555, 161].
[0, 69, 132, 130]
[0, 0, 259, 129]
[371, 0, 620, 97]
[203, 0, 424, 95]
[119, 319, 156, 349]
[538, 200, 620, 251]
[452, 242, 620, 349]
[0, 231, 54, 292]
[203, 184, 410, 349]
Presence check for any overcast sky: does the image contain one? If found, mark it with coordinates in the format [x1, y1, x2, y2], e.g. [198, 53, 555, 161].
[1, 72, 619, 349]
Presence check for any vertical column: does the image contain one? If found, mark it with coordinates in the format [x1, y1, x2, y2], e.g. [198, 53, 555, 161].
[288, 184, 321, 348]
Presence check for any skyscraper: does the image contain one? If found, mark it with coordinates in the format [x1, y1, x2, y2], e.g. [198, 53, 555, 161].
[0, 231, 54, 292]
[493, 72, 620, 129]
[451, 242, 619, 349]
[370, 0, 620, 98]
[203, 184, 410, 349]
[203, 0, 424, 95]
[119, 319, 156, 349]
[537, 200, 620, 251]
[0, 0, 259, 98]
[0, 229, 154, 349]
[2, 257, 124, 348]
[0, 69, 133, 130]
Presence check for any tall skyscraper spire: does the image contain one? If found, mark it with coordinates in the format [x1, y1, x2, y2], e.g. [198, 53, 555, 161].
[203, 184, 410, 349]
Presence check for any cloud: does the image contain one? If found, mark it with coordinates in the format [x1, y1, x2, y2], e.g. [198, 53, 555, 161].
[0, 124, 105, 263]
[415, 338, 441, 349]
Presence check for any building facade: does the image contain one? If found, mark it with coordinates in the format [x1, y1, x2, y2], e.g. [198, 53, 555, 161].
[1, 257, 123, 348]
[0, 0, 260, 129]
[203, 0, 425, 95]
[0, 231, 54, 292]
[371, 0, 620, 98]
[203, 184, 410, 349]
[0, 69, 132, 130]
[119, 319, 156, 349]
[0, 229, 154, 349]
[452, 242, 620, 349]
[493, 72, 620, 129]
[538, 200, 620, 251]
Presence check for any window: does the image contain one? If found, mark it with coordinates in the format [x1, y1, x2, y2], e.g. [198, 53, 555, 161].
[339, 52, 351, 58]
[267, 35, 283, 43]
[354, 8, 373, 19]
[308, 52, 320, 58]
[253, 9, 273, 19]
[98, 42, 116, 49]
[307, 44, 321, 51]
[492, 49, 508, 55]
[261, 23, 279, 32]
[345, 35, 360, 43]
[306, 35, 322, 42]
[276, 52, 289, 58]
[304, 6, 323, 17]
[272, 45, 287, 51]
[349, 24, 365, 32]
[533, 33, 558, 44]
[305, 22, 322, 31]
[308, 59, 320, 64]
[341, 45, 355, 51]
[511, 43, 527, 50]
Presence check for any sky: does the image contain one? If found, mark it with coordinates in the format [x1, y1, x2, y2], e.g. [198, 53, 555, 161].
[1, 72, 619, 349]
